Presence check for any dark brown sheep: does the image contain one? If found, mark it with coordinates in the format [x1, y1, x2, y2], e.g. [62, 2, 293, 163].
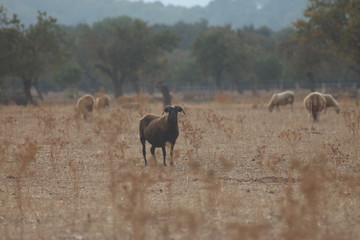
[139, 105, 185, 166]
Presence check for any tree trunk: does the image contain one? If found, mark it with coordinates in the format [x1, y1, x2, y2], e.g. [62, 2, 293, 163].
[252, 82, 258, 97]
[306, 71, 316, 92]
[234, 79, 243, 94]
[156, 81, 172, 107]
[33, 78, 44, 100]
[215, 71, 223, 91]
[131, 74, 140, 94]
[23, 78, 36, 105]
[95, 65, 124, 97]
[112, 76, 124, 98]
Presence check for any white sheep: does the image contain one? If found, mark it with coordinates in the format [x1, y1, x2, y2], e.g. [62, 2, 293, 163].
[321, 93, 341, 114]
[95, 95, 111, 111]
[76, 94, 95, 120]
[267, 91, 295, 112]
[303, 92, 326, 122]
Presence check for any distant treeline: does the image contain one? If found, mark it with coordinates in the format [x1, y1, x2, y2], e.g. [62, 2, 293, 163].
[1, 1, 360, 105]
[2, 0, 307, 30]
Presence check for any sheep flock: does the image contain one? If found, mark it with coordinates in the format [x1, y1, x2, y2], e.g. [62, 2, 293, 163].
[74, 90, 342, 166]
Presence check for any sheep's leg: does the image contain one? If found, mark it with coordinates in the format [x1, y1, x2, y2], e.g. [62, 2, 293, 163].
[170, 144, 175, 166]
[312, 112, 318, 122]
[150, 145, 156, 156]
[161, 146, 167, 166]
[150, 145, 157, 165]
[141, 138, 147, 166]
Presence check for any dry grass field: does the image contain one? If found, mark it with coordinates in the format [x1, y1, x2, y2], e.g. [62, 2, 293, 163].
[0, 92, 359, 240]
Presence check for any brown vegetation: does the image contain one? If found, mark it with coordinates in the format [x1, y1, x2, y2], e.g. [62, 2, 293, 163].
[0, 94, 359, 239]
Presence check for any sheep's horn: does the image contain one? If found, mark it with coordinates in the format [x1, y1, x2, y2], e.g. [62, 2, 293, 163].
[162, 105, 172, 115]
[176, 106, 185, 114]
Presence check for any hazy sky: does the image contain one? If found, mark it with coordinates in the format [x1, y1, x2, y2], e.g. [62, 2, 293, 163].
[135, 0, 212, 7]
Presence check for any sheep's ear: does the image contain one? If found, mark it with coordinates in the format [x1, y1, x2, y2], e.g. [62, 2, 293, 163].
[162, 105, 172, 115]
[175, 106, 185, 114]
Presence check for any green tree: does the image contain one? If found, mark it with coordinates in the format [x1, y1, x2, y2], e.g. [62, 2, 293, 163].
[0, 9, 68, 104]
[288, 0, 360, 88]
[54, 61, 81, 89]
[80, 16, 178, 98]
[253, 56, 282, 86]
[62, 24, 104, 92]
[0, 6, 22, 80]
[192, 26, 248, 90]
[278, 19, 333, 91]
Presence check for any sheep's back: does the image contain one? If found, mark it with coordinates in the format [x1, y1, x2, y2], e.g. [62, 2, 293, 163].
[277, 91, 294, 103]
[95, 95, 110, 109]
[77, 95, 95, 113]
[322, 94, 338, 108]
[140, 114, 174, 147]
[304, 92, 326, 113]
[270, 91, 294, 104]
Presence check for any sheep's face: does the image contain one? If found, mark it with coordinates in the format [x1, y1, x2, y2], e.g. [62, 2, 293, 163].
[163, 105, 185, 122]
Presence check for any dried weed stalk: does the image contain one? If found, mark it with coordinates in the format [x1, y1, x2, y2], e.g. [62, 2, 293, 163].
[342, 109, 360, 136]
[205, 110, 233, 139]
[2, 116, 17, 136]
[278, 129, 302, 154]
[114, 172, 157, 239]
[255, 144, 267, 166]
[323, 142, 350, 166]
[47, 136, 70, 171]
[13, 137, 38, 224]
[67, 159, 81, 221]
[93, 109, 130, 144]
[134, 93, 150, 106]
[279, 152, 339, 239]
[33, 107, 56, 133]
[265, 154, 286, 173]
[181, 116, 204, 156]
[160, 208, 200, 239]
[342, 109, 360, 161]
[214, 92, 236, 104]
[235, 114, 246, 128]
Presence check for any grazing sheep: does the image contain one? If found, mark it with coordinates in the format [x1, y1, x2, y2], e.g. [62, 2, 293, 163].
[304, 92, 326, 122]
[139, 105, 185, 166]
[95, 95, 111, 111]
[267, 91, 295, 112]
[321, 93, 341, 114]
[76, 94, 95, 120]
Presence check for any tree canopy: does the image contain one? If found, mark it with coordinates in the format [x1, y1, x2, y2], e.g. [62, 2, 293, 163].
[0, 9, 69, 104]
[192, 26, 250, 90]
[78, 16, 179, 97]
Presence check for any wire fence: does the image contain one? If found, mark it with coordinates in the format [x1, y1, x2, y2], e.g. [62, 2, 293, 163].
[1, 81, 359, 105]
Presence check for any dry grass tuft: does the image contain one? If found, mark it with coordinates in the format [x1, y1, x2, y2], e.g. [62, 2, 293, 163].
[214, 91, 236, 104]
[33, 107, 56, 133]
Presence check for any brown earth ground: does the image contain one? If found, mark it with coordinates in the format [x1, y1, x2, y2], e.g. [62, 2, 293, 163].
[0, 91, 359, 240]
